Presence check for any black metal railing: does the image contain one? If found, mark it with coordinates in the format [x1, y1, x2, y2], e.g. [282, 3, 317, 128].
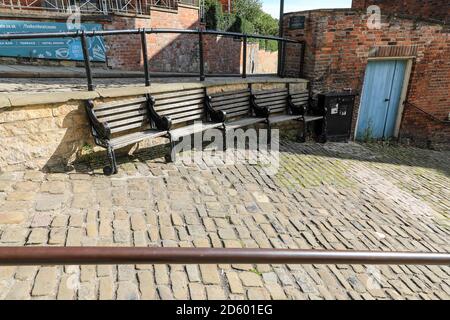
[404, 101, 450, 124]
[149, 0, 177, 10]
[0, 28, 304, 91]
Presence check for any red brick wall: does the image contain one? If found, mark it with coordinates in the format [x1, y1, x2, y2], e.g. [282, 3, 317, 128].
[219, 0, 232, 13]
[204, 36, 241, 74]
[352, 0, 449, 23]
[147, 6, 200, 73]
[105, 6, 277, 75]
[104, 16, 148, 71]
[203, 37, 277, 75]
[105, 6, 200, 72]
[283, 10, 450, 149]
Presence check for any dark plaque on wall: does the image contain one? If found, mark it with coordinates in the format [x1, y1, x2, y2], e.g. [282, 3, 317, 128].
[289, 16, 305, 30]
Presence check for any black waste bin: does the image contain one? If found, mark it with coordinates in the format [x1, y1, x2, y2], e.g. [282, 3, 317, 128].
[312, 92, 357, 142]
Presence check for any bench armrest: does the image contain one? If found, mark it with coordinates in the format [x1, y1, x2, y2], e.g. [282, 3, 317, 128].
[146, 95, 173, 131]
[85, 100, 111, 140]
[250, 94, 270, 118]
[205, 96, 227, 123]
[288, 95, 306, 116]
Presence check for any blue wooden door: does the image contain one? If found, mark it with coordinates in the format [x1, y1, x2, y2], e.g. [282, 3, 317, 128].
[356, 60, 406, 140]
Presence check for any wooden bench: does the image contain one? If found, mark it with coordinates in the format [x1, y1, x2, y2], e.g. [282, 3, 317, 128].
[85, 95, 171, 175]
[289, 90, 324, 142]
[252, 85, 323, 143]
[206, 87, 268, 150]
[151, 87, 226, 162]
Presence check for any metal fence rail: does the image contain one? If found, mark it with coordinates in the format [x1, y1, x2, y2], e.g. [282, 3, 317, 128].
[0, 28, 304, 91]
[0, 247, 449, 266]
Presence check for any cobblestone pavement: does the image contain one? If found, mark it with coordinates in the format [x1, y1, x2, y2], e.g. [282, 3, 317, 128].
[0, 141, 449, 300]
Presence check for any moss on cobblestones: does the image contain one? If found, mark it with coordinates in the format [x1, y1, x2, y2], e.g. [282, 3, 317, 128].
[362, 143, 450, 223]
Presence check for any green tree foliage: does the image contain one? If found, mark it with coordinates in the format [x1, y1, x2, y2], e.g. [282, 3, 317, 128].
[232, 0, 262, 24]
[203, 0, 279, 52]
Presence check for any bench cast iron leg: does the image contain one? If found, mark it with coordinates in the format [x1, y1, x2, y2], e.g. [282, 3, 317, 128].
[267, 122, 272, 148]
[223, 128, 228, 151]
[298, 120, 307, 143]
[165, 135, 177, 163]
[104, 145, 118, 176]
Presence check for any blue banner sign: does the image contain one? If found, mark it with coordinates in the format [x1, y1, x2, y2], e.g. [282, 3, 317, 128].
[0, 20, 106, 62]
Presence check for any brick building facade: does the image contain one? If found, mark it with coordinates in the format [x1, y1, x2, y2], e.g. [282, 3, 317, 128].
[219, 0, 232, 13]
[352, 0, 449, 23]
[0, 0, 276, 74]
[284, 9, 449, 149]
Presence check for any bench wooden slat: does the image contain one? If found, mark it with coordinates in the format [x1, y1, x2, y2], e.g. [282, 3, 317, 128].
[227, 110, 251, 119]
[291, 97, 308, 103]
[290, 92, 309, 97]
[268, 114, 302, 124]
[212, 96, 250, 107]
[210, 89, 250, 99]
[160, 108, 204, 120]
[214, 101, 250, 112]
[156, 103, 205, 116]
[95, 103, 145, 117]
[154, 93, 205, 106]
[172, 114, 209, 124]
[255, 97, 288, 106]
[155, 99, 204, 112]
[304, 115, 324, 122]
[110, 130, 167, 148]
[110, 121, 146, 134]
[97, 108, 147, 122]
[210, 92, 250, 103]
[257, 101, 287, 108]
[222, 104, 250, 114]
[108, 115, 147, 129]
[94, 97, 147, 111]
[152, 88, 204, 100]
[253, 89, 288, 98]
[255, 94, 288, 101]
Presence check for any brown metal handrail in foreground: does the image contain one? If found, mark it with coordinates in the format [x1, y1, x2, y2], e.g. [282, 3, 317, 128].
[0, 247, 449, 266]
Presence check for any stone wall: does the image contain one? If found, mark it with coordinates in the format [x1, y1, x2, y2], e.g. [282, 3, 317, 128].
[0, 100, 89, 171]
[283, 9, 450, 150]
[352, 0, 449, 23]
[0, 79, 308, 172]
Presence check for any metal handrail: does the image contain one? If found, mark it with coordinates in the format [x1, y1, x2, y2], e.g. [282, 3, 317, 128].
[0, 247, 449, 266]
[404, 101, 450, 124]
[0, 28, 304, 91]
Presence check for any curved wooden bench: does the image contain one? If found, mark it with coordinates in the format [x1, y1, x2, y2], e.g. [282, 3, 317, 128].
[289, 89, 324, 142]
[151, 88, 226, 162]
[85, 95, 171, 175]
[252, 85, 323, 143]
[207, 87, 267, 150]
